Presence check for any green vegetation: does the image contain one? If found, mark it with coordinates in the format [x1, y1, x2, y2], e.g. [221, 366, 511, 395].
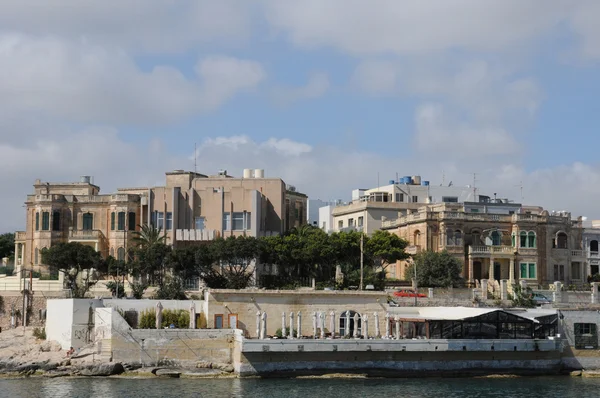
[405, 250, 463, 288]
[41, 242, 107, 298]
[138, 308, 189, 329]
[509, 285, 536, 308]
[32, 327, 46, 340]
[275, 327, 297, 338]
[0, 233, 15, 261]
[105, 281, 126, 298]
[0, 266, 14, 276]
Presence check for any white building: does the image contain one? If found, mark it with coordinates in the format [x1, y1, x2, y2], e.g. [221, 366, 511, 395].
[307, 199, 339, 227]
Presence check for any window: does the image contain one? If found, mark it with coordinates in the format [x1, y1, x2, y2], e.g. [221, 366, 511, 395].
[117, 212, 125, 231]
[412, 195, 418, 203]
[491, 231, 501, 246]
[195, 217, 205, 230]
[128, 212, 136, 231]
[520, 231, 527, 248]
[591, 240, 599, 253]
[398, 193, 404, 202]
[446, 228, 455, 246]
[117, 247, 125, 261]
[41, 211, 50, 231]
[554, 264, 565, 281]
[511, 233, 516, 247]
[555, 232, 568, 249]
[442, 196, 458, 203]
[338, 220, 343, 229]
[223, 213, 231, 231]
[232, 212, 244, 230]
[111, 212, 115, 230]
[470, 208, 480, 213]
[528, 232, 536, 248]
[52, 211, 60, 231]
[574, 323, 598, 349]
[520, 263, 537, 279]
[166, 212, 173, 230]
[358, 216, 364, 228]
[35, 212, 40, 231]
[157, 212, 164, 229]
[82, 213, 93, 230]
[572, 262, 582, 280]
[348, 218, 354, 228]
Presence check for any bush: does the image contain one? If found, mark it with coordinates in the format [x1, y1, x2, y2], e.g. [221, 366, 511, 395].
[154, 277, 187, 300]
[105, 281, 126, 298]
[138, 308, 190, 329]
[510, 285, 535, 308]
[0, 267, 14, 276]
[275, 327, 297, 338]
[130, 281, 148, 299]
[32, 327, 46, 340]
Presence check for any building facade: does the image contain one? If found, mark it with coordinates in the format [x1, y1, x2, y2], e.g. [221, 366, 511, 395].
[381, 200, 584, 287]
[14, 169, 307, 273]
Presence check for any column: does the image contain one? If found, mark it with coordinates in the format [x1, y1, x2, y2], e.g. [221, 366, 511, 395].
[297, 311, 302, 338]
[281, 312, 287, 338]
[554, 281, 563, 303]
[489, 256, 495, 282]
[468, 247, 474, 283]
[384, 313, 390, 338]
[374, 312, 380, 338]
[329, 311, 335, 337]
[500, 280, 508, 301]
[260, 312, 267, 339]
[345, 312, 351, 337]
[395, 316, 400, 339]
[509, 258, 515, 283]
[319, 312, 325, 339]
[353, 313, 360, 338]
[481, 279, 488, 300]
[312, 312, 317, 338]
[289, 312, 295, 339]
[363, 314, 369, 339]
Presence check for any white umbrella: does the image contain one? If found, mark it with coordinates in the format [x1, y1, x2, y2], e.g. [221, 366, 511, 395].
[155, 302, 163, 329]
[329, 311, 335, 337]
[297, 311, 302, 338]
[189, 303, 196, 329]
[256, 311, 261, 338]
[289, 312, 295, 339]
[281, 312, 287, 338]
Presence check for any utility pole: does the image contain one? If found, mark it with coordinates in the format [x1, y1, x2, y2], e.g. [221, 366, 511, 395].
[359, 232, 364, 290]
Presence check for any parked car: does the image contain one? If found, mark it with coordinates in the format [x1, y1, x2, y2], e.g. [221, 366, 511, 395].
[531, 292, 552, 305]
[393, 289, 427, 298]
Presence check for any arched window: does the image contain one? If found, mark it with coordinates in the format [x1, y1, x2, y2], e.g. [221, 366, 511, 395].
[491, 231, 501, 246]
[454, 230, 463, 246]
[471, 230, 481, 246]
[52, 211, 61, 231]
[446, 228, 454, 246]
[82, 213, 94, 230]
[117, 247, 125, 261]
[34, 248, 39, 265]
[414, 230, 421, 246]
[339, 310, 361, 337]
[528, 231, 536, 248]
[591, 240, 599, 253]
[520, 231, 527, 248]
[556, 232, 568, 249]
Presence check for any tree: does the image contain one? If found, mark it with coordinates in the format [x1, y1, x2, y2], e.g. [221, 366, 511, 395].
[0, 233, 15, 260]
[405, 250, 463, 288]
[132, 224, 166, 248]
[365, 230, 409, 271]
[136, 243, 172, 287]
[41, 242, 106, 298]
[212, 236, 258, 289]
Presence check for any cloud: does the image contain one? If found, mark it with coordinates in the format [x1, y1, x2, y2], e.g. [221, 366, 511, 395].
[0, 34, 265, 125]
[0, 0, 252, 54]
[262, 138, 313, 156]
[271, 72, 330, 105]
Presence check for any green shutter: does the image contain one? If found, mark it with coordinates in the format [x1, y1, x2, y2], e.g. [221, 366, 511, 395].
[111, 212, 115, 230]
[520, 263, 527, 279]
[529, 263, 536, 279]
[35, 212, 39, 230]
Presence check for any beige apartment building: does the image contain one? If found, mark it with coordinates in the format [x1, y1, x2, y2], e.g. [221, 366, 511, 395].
[14, 169, 307, 273]
[381, 199, 585, 287]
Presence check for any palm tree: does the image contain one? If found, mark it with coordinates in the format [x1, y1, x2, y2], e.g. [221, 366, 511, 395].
[132, 224, 167, 248]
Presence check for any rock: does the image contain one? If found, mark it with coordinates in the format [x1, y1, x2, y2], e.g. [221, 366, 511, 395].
[155, 369, 181, 378]
[60, 359, 71, 367]
[16, 363, 40, 373]
[196, 361, 212, 369]
[79, 362, 125, 376]
[212, 363, 234, 373]
[40, 362, 59, 372]
[570, 370, 582, 377]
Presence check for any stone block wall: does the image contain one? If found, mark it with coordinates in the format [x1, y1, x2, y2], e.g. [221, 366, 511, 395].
[0, 293, 50, 330]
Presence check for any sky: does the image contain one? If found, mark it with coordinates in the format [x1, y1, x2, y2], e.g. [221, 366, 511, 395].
[1, 1, 600, 233]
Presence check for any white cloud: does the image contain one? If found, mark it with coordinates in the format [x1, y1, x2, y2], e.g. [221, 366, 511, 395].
[350, 60, 398, 95]
[262, 138, 313, 156]
[0, 0, 251, 54]
[271, 72, 330, 105]
[0, 34, 265, 126]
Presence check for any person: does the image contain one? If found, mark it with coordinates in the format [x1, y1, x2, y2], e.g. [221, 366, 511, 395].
[66, 347, 75, 357]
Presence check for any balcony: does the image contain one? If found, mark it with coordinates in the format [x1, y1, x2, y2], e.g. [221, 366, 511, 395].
[551, 248, 570, 258]
[469, 245, 515, 256]
[69, 230, 104, 240]
[405, 245, 421, 255]
[590, 251, 600, 259]
[176, 229, 218, 241]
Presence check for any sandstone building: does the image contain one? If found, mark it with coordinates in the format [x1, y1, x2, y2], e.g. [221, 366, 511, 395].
[14, 169, 307, 273]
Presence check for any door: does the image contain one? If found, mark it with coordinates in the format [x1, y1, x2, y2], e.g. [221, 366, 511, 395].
[473, 261, 482, 280]
[493, 262, 501, 281]
[214, 314, 224, 329]
[228, 314, 238, 329]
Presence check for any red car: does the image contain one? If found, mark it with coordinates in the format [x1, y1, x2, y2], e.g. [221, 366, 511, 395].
[393, 289, 427, 298]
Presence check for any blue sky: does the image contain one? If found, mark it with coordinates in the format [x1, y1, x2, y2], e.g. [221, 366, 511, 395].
[1, 1, 600, 232]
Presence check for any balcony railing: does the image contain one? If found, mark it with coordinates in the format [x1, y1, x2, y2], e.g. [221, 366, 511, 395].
[590, 251, 600, 258]
[470, 245, 515, 255]
[69, 230, 104, 240]
[571, 250, 584, 258]
[176, 229, 218, 241]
